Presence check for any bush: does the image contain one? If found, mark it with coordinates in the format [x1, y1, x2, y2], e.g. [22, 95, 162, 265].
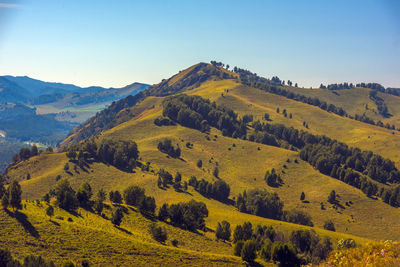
[323, 220, 336, 231]
[171, 239, 178, 247]
[241, 239, 257, 262]
[149, 223, 167, 243]
[123, 186, 145, 206]
[337, 238, 356, 249]
[157, 139, 181, 158]
[260, 239, 273, 261]
[271, 242, 299, 267]
[215, 220, 231, 241]
[111, 207, 124, 226]
[55, 179, 78, 211]
[234, 240, 244, 256]
[283, 209, 313, 226]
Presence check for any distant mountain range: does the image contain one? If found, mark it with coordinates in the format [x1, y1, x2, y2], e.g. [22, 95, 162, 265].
[0, 75, 150, 172]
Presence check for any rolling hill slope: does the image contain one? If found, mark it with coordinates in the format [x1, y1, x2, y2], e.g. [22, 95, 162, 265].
[3, 62, 400, 266]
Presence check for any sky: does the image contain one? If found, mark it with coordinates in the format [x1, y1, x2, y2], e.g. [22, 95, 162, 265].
[0, 0, 399, 88]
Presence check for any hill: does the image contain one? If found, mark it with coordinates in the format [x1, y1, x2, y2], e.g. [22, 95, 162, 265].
[3, 62, 400, 266]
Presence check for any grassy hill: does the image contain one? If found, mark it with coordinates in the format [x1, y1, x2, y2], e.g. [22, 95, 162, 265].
[3, 62, 400, 265]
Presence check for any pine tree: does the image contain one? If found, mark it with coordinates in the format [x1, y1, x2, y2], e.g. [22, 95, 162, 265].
[8, 180, 22, 211]
[300, 192, 305, 201]
[46, 206, 54, 220]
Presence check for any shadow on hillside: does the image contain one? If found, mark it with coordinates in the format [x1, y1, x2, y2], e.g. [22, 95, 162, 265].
[115, 226, 132, 235]
[6, 209, 40, 238]
[49, 220, 60, 226]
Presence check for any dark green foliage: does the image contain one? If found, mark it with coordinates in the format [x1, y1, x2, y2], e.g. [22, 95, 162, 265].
[23, 255, 55, 267]
[215, 220, 231, 241]
[241, 239, 257, 262]
[76, 182, 92, 208]
[188, 176, 230, 201]
[369, 90, 389, 117]
[270, 242, 299, 267]
[236, 189, 283, 220]
[233, 222, 253, 243]
[0, 249, 55, 267]
[154, 116, 175, 126]
[12, 145, 40, 164]
[300, 192, 305, 201]
[55, 179, 78, 211]
[0, 176, 5, 200]
[157, 139, 181, 158]
[61, 260, 75, 267]
[196, 159, 202, 168]
[162, 94, 247, 138]
[94, 189, 106, 214]
[163, 200, 208, 231]
[328, 190, 336, 204]
[67, 138, 139, 172]
[109, 190, 122, 204]
[123, 185, 145, 206]
[111, 207, 124, 226]
[337, 238, 356, 249]
[8, 180, 22, 211]
[264, 168, 282, 187]
[323, 220, 336, 231]
[158, 169, 173, 187]
[149, 223, 167, 243]
[283, 209, 313, 226]
[234, 240, 244, 256]
[157, 203, 169, 221]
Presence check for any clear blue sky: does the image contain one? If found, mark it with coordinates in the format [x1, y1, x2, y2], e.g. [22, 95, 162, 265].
[0, 0, 399, 88]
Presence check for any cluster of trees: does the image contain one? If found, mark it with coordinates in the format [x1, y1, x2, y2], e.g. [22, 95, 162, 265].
[369, 90, 390, 117]
[158, 200, 208, 231]
[157, 139, 181, 158]
[11, 145, 39, 164]
[320, 83, 355, 90]
[0, 249, 57, 267]
[231, 221, 332, 265]
[123, 185, 156, 215]
[235, 189, 315, 227]
[188, 176, 230, 201]
[66, 138, 139, 172]
[264, 168, 282, 187]
[236, 189, 284, 220]
[1, 179, 22, 211]
[153, 116, 175, 126]
[162, 94, 248, 138]
[299, 143, 400, 206]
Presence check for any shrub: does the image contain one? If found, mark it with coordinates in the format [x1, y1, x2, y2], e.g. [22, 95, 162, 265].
[234, 240, 244, 256]
[323, 220, 336, 231]
[241, 239, 257, 262]
[149, 223, 167, 243]
[171, 239, 178, 247]
[215, 220, 231, 241]
[111, 207, 124, 226]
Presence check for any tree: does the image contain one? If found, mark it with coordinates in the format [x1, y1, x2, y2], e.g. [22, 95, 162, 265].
[234, 240, 244, 256]
[94, 188, 106, 214]
[158, 203, 169, 221]
[76, 182, 93, 208]
[109, 190, 122, 204]
[123, 186, 145, 206]
[0, 177, 5, 200]
[8, 180, 22, 211]
[149, 223, 167, 243]
[55, 179, 78, 211]
[241, 240, 257, 262]
[215, 220, 231, 241]
[64, 163, 69, 172]
[328, 190, 336, 204]
[197, 159, 202, 168]
[111, 207, 124, 226]
[300, 192, 305, 201]
[1, 193, 9, 210]
[271, 242, 299, 267]
[323, 220, 336, 231]
[46, 206, 54, 220]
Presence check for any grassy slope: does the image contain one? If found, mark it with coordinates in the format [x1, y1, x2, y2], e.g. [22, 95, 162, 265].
[283, 85, 400, 129]
[0, 202, 241, 266]
[5, 76, 400, 265]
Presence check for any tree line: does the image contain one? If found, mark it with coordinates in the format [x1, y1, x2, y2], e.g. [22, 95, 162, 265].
[229, 221, 334, 265]
[235, 189, 314, 227]
[162, 94, 247, 138]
